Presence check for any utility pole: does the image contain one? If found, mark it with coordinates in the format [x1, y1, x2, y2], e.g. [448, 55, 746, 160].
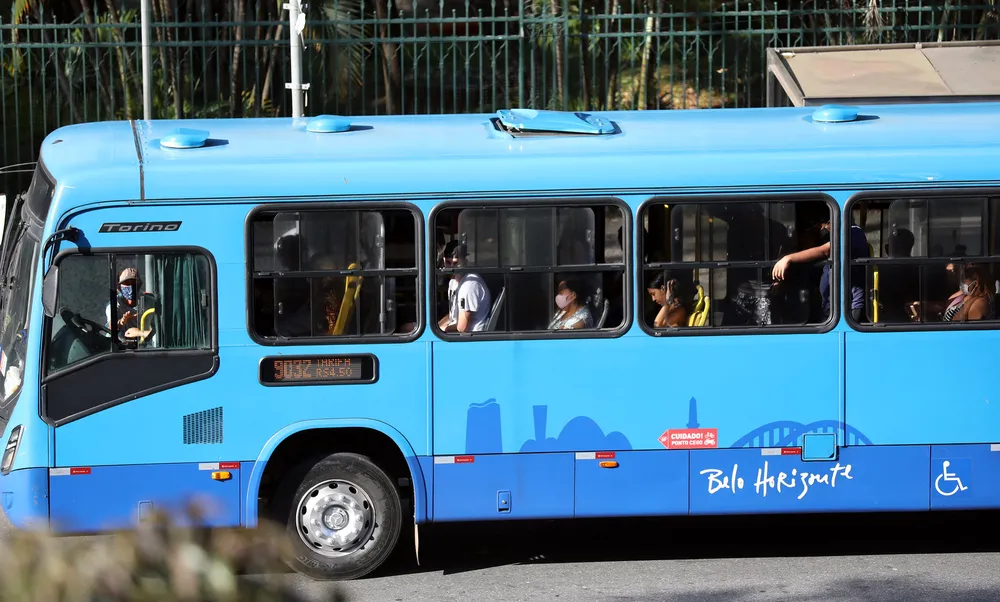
[285, 0, 309, 118]
[140, 0, 152, 120]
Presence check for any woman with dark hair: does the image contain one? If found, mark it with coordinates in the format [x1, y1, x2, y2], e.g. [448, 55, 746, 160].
[548, 278, 594, 330]
[945, 264, 995, 322]
[647, 271, 687, 328]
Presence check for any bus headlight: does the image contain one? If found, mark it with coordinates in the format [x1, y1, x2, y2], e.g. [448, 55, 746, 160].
[1, 425, 23, 475]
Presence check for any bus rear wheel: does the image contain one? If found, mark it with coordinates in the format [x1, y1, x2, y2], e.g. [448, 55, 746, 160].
[277, 452, 402, 580]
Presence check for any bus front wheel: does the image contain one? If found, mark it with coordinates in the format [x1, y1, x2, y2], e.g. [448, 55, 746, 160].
[276, 451, 402, 580]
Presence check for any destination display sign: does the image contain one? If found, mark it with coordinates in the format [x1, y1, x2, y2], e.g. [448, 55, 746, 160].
[259, 354, 377, 385]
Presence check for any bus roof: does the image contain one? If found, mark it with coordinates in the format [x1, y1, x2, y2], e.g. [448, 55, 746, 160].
[37, 102, 1000, 217]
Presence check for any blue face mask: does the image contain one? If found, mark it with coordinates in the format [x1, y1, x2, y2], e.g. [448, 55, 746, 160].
[120, 285, 134, 302]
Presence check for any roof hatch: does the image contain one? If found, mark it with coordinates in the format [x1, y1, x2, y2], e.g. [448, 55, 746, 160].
[810, 104, 860, 123]
[491, 109, 618, 137]
[306, 114, 352, 133]
[159, 128, 209, 149]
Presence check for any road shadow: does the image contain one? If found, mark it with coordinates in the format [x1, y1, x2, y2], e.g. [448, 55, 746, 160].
[602, 574, 1000, 602]
[374, 509, 1000, 579]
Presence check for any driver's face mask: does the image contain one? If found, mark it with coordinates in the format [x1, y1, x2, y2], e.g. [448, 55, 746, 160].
[120, 284, 134, 302]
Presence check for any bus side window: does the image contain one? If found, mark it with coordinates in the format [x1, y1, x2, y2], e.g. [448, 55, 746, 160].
[248, 206, 420, 341]
[849, 195, 1000, 327]
[433, 202, 628, 335]
[46, 254, 114, 372]
[640, 198, 833, 331]
[45, 251, 212, 375]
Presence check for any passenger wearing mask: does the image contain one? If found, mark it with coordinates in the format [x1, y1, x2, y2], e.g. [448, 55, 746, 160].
[438, 241, 492, 332]
[944, 265, 995, 322]
[548, 279, 594, 330]
[105, 267, 158, 344]
[910, 261, 969, 322]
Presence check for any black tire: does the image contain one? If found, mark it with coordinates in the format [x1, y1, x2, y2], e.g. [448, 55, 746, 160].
[274, 452, 402, 580]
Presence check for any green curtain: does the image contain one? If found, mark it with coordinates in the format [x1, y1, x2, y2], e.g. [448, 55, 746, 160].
[153, 254, 209, 349]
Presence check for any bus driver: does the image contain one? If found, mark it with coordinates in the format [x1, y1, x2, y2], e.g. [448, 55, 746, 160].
[105, 267, 157, 343]
[438, 241, 492, 332]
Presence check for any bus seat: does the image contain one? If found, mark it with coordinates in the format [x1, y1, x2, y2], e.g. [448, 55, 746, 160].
[485, 287, 506, 331]
[333, 263, 363, 335]
[688, 284, 710, 327]
[595, 298, 610, 328]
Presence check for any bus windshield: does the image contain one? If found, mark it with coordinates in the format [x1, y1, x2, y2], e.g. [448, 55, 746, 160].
[0, 191, 44, 422]
[0, 224, 40, 418]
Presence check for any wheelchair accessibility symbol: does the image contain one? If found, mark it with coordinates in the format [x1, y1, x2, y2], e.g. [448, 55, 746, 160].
[934, 460, 969, 497]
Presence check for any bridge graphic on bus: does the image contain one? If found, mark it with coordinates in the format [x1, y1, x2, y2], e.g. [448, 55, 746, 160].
[463, 396, 874, 454]
[729, 419, 874, 448]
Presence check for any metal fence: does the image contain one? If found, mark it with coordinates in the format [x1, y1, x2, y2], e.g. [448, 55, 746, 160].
[2, 0, 999, 196]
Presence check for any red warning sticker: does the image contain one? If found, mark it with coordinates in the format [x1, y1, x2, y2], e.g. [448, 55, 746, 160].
[659, 428, 718, 449]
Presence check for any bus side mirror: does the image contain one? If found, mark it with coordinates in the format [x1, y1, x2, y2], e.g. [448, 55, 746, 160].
[39, 226, 80, 319]
[42, 265, 58, 318]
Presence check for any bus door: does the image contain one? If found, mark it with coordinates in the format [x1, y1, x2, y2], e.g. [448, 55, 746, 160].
[41, 204, 241, 532]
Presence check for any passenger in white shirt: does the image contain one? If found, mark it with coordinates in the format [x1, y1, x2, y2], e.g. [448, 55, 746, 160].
[438, 241, 492, 332]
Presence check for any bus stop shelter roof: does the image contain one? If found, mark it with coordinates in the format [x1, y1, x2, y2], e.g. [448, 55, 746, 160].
[765, 41, 1000, 106]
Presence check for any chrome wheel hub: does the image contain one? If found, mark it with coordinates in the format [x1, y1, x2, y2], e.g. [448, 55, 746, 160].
[296, 479, 376, 557]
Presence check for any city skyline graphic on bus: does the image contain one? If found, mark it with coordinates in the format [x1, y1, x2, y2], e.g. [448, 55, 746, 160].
[464, 396, 873, 455]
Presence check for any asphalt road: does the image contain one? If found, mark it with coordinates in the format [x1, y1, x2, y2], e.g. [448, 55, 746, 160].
[5, 510, 1000, 601]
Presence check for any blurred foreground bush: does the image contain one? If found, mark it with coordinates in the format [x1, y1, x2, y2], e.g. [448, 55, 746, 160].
[0, 504, 348, 602]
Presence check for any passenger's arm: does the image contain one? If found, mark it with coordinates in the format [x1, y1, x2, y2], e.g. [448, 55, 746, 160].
[449, 283, 484, 333]
[440, 310, 471, 332]
[655, 304, 687, 328]
[966, 297, 990, 321]
[455, 310, 472, 332]
[653, 305, 668, 328]
[772, 242, 831, 280]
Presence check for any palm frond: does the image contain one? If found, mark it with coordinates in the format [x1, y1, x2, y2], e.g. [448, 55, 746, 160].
[10, 0, 38, 25]
[864, 0, 885, 42]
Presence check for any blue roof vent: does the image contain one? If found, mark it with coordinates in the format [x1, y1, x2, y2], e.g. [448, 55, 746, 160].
[306, 115, 352, 133]
[494, 109, 616, 136]
[811, 105, 860, 123]
[159, 128, 209, 149]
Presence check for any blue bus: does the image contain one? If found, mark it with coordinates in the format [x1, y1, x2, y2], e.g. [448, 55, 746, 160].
[2, 104, 1000, 580]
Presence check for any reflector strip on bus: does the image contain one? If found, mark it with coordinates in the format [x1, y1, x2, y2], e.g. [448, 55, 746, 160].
[575, 451, 616, 460]
[761, 447, 801, 456]
[50, 467, 91, 476]
[991, 444, 1000, 452]
[433, 456, 474, 464]
[198, 462, 241, 471]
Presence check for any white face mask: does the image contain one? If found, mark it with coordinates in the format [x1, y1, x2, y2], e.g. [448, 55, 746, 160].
[961, 282, 973, 295]
[555, 293, 571, 309]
